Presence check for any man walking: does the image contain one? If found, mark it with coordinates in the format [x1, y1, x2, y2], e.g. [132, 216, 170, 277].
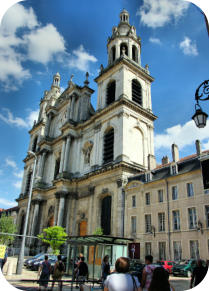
[141, 255, 156, 291]
[77, 257, 88, 291]
[190, 259, 207, 288]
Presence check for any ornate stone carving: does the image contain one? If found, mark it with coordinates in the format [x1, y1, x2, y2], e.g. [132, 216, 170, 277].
[82, 141, 93, 164]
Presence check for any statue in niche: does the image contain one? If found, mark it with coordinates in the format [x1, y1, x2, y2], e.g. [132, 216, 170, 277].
[82, 141, 93, 164]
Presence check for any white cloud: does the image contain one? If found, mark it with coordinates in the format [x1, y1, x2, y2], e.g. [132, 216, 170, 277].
[0, 198, 17, 208]
[25, 24, 66, 64]
[137, 0, 189, 28]
[68, 45, 97, 72]
[0, 3, 39, 35]
[179, 36, 198, 56]
[149, 37, 161, 44]
[0, 108, 39, 128]
[155, 119, 209, 150]
[13, 180, 22, 189]
[202, 140, 209, 151]
[5, 158, 17, 169]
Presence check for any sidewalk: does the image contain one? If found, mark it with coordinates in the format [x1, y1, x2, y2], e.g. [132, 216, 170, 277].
[2, 257, 103, 291]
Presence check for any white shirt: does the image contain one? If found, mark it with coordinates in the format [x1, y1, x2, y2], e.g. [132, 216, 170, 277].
[104, 273, 140, 291]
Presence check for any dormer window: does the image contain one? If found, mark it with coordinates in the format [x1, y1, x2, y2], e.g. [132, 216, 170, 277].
[170, 163, 178, 175]
[145, 172, 152, 182]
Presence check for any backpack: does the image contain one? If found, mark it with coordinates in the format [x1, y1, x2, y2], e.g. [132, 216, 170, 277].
[79, 262, 88, 276]
[57, 261, 65, 272]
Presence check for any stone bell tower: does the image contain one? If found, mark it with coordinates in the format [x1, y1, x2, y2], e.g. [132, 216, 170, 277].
[95, 9, 157, 170]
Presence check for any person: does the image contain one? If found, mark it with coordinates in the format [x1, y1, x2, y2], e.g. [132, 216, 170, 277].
[148, 267, 175, 291]
[104, 257, 142, 291]
[141, 255, 156, 291]
[190, 259, 208, 288]
[101, 255, 110, 282]
[75, 253, 84, 289]
[38, 255, 51, 291]
[77, 256, 88, 291]
[51, 255, 65, 291]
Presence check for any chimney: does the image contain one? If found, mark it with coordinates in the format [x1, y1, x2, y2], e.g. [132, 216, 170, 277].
[172, 144, 179, 162]
[195, 139, 202, 156]
[162, 156, 169, 165]
[148, 154, 156, 170]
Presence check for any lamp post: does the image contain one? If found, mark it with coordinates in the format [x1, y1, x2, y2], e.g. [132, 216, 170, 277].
[192, 80, 209, 128]
[16, 151, 37, 274]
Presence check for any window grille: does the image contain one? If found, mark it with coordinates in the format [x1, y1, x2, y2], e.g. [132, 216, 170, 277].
[187, 183, 194, 197]
[106, 81, 116, 105]
[159, 242, 166, 260]
[103, 128, 114, 164]
[145, 193, 150, 205]
[131, 216, 136, 234]
[173, 241, 182, 261]
[173, 210, 180, 230]
[132, 79, 142, 106]
[158, 189, 163, 202]
[158, 213, 165, 232]
[188, 208, 197, 229]
[145, 242, 152, 255]
[190, 240, 199, 259]
[172, 186, 178, 200]
[145, 214, 151, 233]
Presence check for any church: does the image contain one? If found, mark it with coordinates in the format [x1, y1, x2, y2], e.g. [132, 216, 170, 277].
[16, 10, 209, 261]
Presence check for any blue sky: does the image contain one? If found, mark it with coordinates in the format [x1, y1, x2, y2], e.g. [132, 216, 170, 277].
[0, 0, 209, 208]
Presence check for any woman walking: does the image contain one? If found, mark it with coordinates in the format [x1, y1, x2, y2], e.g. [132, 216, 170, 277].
[51, 255, 65, 291]
[101, 255, 110, 282]
[38, 255, 51, 291]
[104, 257, 142, 291]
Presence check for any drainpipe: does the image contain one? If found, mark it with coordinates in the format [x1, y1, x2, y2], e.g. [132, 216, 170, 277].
[166, 179, 171, 260]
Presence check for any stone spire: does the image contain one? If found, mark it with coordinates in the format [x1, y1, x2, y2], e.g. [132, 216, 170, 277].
[51, 72, 60, 89]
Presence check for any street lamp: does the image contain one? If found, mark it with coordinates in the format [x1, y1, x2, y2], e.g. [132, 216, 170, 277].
[192, 80, 209, 128]
[16, 151, 37, 274]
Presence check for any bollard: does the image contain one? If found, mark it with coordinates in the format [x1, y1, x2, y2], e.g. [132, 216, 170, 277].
[6, 261, 13, 276]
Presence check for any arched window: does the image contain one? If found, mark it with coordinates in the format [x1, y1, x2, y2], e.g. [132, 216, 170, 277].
[54, 158, 60, 179]
[32, 136, 38, 152]
[106, 81, 116, 105]
[20, 214, 25, 235]
[132, 45, 138, 62]
[120, 43, 128, 56]
[132, 79, 142, 106]
[103, 128, 114, 164]
[25, 171, 32, 195]
[101, 196, 112, 235]
[111, 46, 116, 62]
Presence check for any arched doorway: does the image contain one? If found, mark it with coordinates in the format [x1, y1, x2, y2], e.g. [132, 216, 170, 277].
[101, 196, 112, 235]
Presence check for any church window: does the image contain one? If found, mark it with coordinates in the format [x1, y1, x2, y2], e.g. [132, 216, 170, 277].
[111, 46, 116, 62]
[120, 43, 128, 56]
[106, 80, 116, 105]
[32, 136, 38, 152]
[101, 196, 111, 235]
[103, 128, 114, 164]
[132, 45, 137, 62]
[54, 158, 60, 179]
[25, 171, 32, 195]
[132, 79, 142, 105]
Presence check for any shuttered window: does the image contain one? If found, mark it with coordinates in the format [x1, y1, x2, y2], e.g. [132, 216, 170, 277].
[132, 79, 142, 106]
[103, 128, 114, 164]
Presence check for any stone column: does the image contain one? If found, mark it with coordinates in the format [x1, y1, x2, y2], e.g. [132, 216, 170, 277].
[66, 98, 72, 120]
[59, 139, 66, 173]
[54, 194, 60, 226]
[63, 135, 71, 172]
[65, 197, 71, 234]
[30, 199, 41, 237]
[57, 193, 66, 226]
[117, 179, 126, 237]
[38, 151, 47, 178]
[44, 113, 52, 137]
[69, 96, 75, 119]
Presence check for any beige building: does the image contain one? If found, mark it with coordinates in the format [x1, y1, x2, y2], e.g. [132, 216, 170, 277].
[125, 142, 209, 261]
[16, 10, 209, 261]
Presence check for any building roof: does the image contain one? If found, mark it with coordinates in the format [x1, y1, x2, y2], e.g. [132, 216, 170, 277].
[128, 150, 209, 184]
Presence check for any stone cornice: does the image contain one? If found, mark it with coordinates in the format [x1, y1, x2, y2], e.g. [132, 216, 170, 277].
[29, 120, 45, 135]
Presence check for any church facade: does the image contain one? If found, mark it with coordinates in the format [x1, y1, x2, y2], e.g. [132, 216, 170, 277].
[16, 10, 209, 261]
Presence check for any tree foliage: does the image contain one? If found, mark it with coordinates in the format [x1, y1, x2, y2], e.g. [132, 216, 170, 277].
[0, 213, 17, 245]
[93, 227, 103, 235]
[38, 226, 67, 255]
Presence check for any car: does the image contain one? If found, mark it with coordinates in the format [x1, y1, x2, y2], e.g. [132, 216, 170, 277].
[30, 254, 57, 271]
[157, 261, 175, 273]
[172, 259, 197, 277]
[24, 253, 44, 268]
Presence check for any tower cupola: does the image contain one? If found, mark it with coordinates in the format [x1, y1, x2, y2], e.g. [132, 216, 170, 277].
[51, 72, 60, 89]
[107, 9, 141, 66]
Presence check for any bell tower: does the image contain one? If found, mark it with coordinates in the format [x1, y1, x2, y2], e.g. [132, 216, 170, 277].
[95, 10, 157, 170]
